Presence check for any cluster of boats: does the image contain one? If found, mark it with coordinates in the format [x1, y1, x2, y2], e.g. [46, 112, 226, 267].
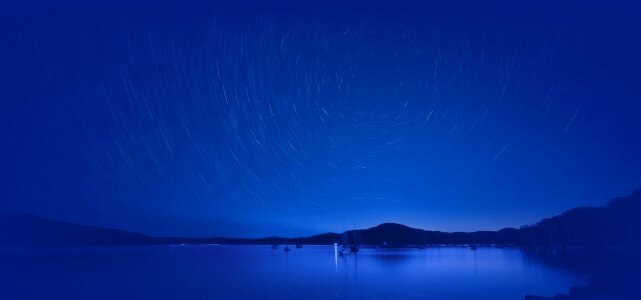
[269, 243, 488, 253]
[336, 243, 360, 256]
[271, 243, 303, 252]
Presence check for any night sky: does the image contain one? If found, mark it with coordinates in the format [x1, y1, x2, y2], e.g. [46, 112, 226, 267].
[1, 1, 641, 237]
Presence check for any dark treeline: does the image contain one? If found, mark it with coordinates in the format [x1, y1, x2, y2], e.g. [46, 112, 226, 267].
[522, 190, 641, 300]
[519, 189, 641, 254]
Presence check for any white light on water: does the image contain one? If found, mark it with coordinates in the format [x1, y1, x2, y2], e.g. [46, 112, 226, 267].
[334, 243, 338, 271]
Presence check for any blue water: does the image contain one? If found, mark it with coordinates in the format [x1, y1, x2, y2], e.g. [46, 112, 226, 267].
[0, 245, 587, 299]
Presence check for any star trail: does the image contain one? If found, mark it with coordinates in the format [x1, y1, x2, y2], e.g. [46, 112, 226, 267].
[2, 1, 641, 237]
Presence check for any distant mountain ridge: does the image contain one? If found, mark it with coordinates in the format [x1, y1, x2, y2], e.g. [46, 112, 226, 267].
[0, 213, 156, 246]
[0, 213, 520, 246]
[1, 189, 640, 250]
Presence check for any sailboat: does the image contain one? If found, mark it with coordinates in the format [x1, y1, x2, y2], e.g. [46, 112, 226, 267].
[350, 230, 360, 253]
[338, 232, 352, 256]
[338, 230, 360, 255]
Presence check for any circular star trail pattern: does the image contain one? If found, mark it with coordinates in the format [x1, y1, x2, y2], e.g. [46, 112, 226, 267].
[2, 2, 641, 236]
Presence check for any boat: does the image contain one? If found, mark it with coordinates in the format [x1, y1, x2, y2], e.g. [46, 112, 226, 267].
[469, 244, 478, 250]
[338, 245, 351, 256]
[284, 245, 290, 252]
[271, 244, 279, 249]
[295, 243, 303, 248]
[338, 231, 357, 256]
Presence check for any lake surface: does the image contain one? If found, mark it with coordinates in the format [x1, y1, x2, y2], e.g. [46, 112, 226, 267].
[0, 245, 588, 299]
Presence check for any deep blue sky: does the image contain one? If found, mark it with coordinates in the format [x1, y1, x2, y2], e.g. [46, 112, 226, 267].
[1, 1, 641, 237]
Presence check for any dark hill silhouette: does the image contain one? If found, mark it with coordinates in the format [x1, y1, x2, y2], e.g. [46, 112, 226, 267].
[0, 213, 157, 245]
[338, 222, 521, 247]
[353, 222, 420, 245]
[1, 189, 640, 250]
[0, 212, 343, 246]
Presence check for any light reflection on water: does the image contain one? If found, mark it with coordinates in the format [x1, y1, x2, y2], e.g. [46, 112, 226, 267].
[0, 245, 588, 299]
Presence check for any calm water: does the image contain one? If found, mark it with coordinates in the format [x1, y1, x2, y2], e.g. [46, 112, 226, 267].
[0, 245, 587, 299]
